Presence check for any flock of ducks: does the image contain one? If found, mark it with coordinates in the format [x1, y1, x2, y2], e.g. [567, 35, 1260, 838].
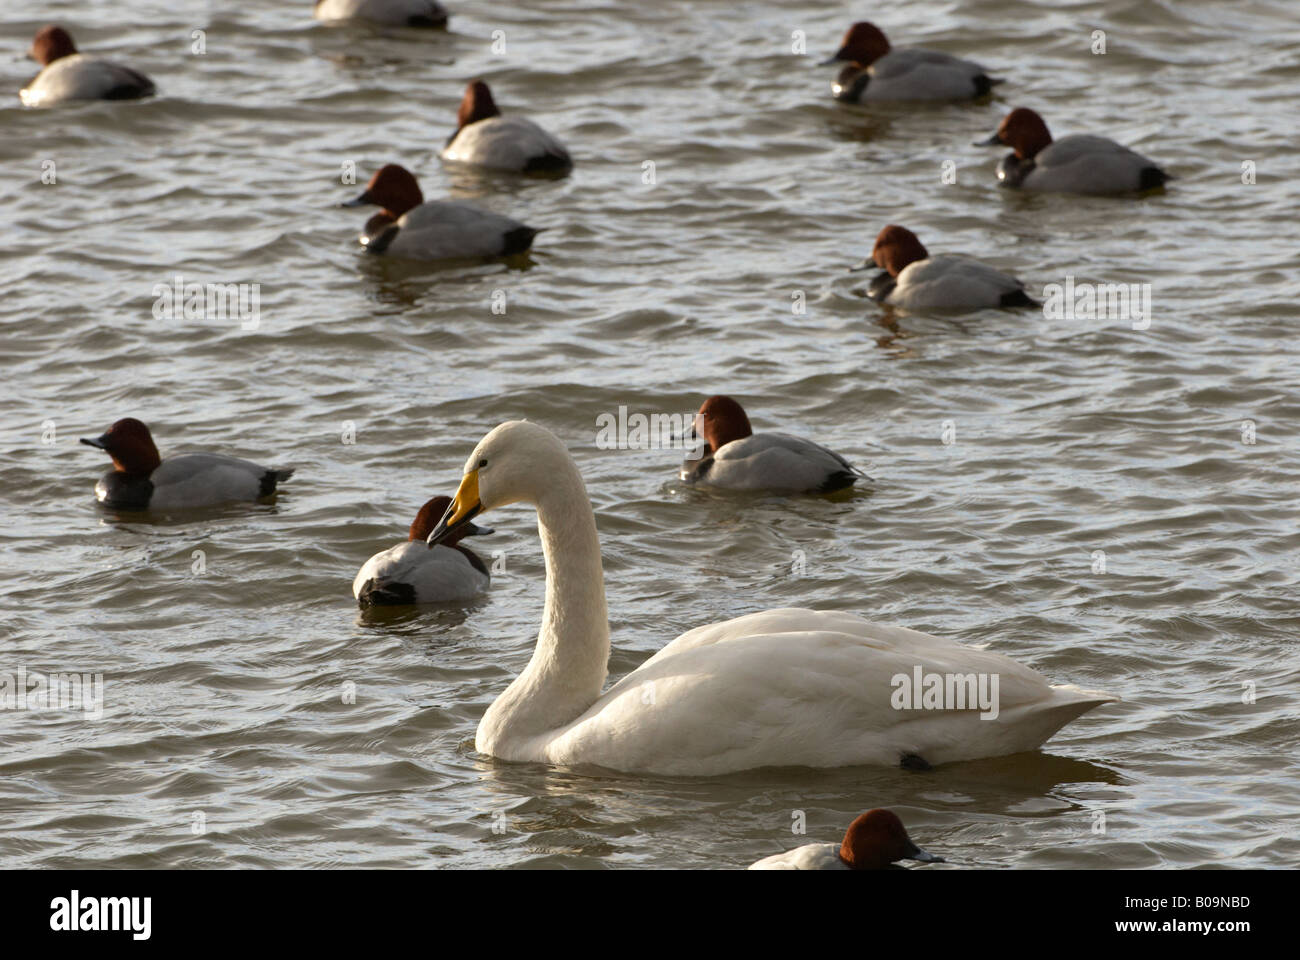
[40, 8, 1155, 869]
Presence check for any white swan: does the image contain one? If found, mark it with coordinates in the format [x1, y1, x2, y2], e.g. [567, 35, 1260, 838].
[427, 421, 1118, 776]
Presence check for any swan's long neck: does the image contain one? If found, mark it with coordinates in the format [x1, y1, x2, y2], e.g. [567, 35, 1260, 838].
[477, 459, 610, 755]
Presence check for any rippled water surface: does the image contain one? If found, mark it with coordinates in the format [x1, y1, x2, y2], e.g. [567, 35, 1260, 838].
[2, 0, 1298, 869]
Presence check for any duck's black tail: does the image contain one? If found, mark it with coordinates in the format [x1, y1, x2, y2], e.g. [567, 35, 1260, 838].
[357, 579, 416, 607]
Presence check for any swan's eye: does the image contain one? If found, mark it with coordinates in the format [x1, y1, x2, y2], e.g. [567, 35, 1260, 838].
[477, 458, 488, 469]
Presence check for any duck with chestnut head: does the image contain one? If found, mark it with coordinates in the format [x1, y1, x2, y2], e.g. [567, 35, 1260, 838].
[822, 21, 1001, 103]
[441, 80, 572, 175]
[679, 395, 865, 494]
[750, 809, 946, 870]
[354, 495, 494, 606]
[341, 164, 540, 260]
[977, 107, 1172, 194]
[861, 224, 1035, 310]
[80, 418, 293, 510]
[20, 25, 155, 107]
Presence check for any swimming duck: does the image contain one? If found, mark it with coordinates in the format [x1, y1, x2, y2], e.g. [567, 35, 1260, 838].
[426, 420, 1118, 776]
[977, 107, 1172, 194]
[822, 22, 999, 102]
[81, 418, 293, 510]
[354, 495, 493, 606]
[313, 0, 448, 28]
[440, 80, 573, 175]
[20, 25, 155, 107]
[679, 395, 864, 494]
[341, 164, 540, 260]
[750, 809, 945, 870]
[863, 225, 1035, 309]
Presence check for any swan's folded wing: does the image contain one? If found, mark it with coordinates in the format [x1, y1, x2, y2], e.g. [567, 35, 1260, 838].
[552, 609, 1114, 774]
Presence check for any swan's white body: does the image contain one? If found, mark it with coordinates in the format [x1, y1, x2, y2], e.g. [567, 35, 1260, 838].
[680, 432, 860, 493]
[20, 55, 154, 107]
[446, 421, 1116, 776]
[441, 116, 572, 173]
[353, 541, 488, 603]
[366, 201, 535, 260]
[96, 453, 292, 509]
[875, 255, 1029, 309]
[835, 49, 993, 101]
[749, 844, 846, 870]
[314, 0, 448, 27]
[1000, 135, 1165, 194]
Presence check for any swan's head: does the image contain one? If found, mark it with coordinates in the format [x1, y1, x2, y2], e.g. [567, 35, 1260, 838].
[840, 809, 944, 870]
[427, 421, 565, 547]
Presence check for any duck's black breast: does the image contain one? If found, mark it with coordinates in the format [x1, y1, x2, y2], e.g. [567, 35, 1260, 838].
[680, 450, 714, 484]
[996, 153, 1034, 188]
[867, 271, 897, 303]
[96, 470, 153, 509]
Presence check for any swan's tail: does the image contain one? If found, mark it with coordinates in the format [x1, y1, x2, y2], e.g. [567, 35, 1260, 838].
[1037, 684, 1120, 731]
